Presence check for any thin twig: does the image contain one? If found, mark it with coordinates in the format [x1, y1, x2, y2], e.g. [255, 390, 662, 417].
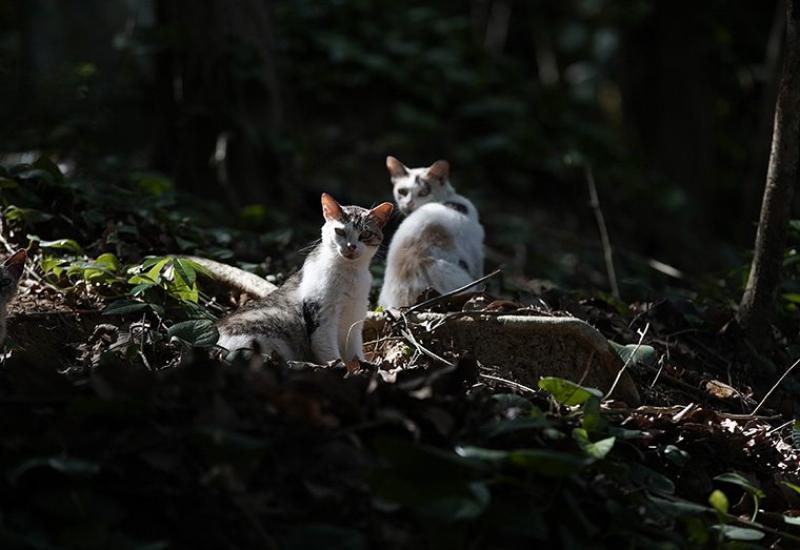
[766, 419, 794, 436]
[400, 328, 454, 368]
[479, 373, 538, 394]
[650, 355, 666, 388]
[405, 269, 502, 314]
[751, 355, 800, 416]
[605, 405, 781, 422]
[585, 165, 620, 299]
[604, 322, 649, 400]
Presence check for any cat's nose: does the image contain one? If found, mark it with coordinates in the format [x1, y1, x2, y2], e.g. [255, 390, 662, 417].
[346, 242, 357, 251]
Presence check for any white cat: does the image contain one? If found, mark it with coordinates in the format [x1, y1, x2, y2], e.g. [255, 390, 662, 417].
[379, 157, 485, 308]
[217, 194, 393, 363]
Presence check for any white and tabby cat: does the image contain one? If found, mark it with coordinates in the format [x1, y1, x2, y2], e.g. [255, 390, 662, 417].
[217, 194, 393, 363]
[0, 249, 27, 345]
[379, 157, 485, 309]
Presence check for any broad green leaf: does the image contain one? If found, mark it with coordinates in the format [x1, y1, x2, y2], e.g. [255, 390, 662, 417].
[144, 257, 171, 282]
[663, 445, 691, 467]
[95, 252, 120, 271]
[782, 480, 800, 495]
[784, 515, 800, 526]
[5, 206, 54, 225]
[9, 456, 99, 484]
[479, 416, 549, 439]
[538, 377, 602, 406]
[129, 282, 156, 297]
[41, 255, 68, 276]
[608, 426, 649, 440]
[168, 278, 199, 303]
[508, 449, 589, 477]
[491, 393, 535, 411]
[283, 525, 367, 550]
[167, 320, 219, 347]
[102, 299, 151, 316]
[572, 428, 615, 459]
[628, 462, 675, 495]
[714, 472, 766, 498]
[708, 490, 729, 514]
[581, 396, 607, 433]
[649, 495, 708, 517]
[38, 238, 82, 253]
[369, 438, 490, 521]
[173, 257, 197, 286]
[0, 177, 18, 189]
[455, 446, 508, 462]
[32, 155, 64, 184]
[609, 341, 658, 367]
[711, 525, 764, 541]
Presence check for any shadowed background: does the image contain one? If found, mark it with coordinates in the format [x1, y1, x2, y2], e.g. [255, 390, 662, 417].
[0, 0, 784, 298]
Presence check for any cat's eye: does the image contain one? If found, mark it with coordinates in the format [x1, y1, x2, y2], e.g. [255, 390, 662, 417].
[335, 228, 346, 237]
[359, 231, 373, 241]
[417, 188, 430, 197]
[398, 189, 409, 197]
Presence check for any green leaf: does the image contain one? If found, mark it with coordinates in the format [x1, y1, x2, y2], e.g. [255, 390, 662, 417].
[581, 396, 607, 433]
[538, 377, 603, 406]
[129, 282, 156, 297]
[663, 445, 691, 467]
[708, 490, 729, 514]
[167, 320, 219, 347]
[283, 525, 367, 550]
[508, 449, 589, 477]
[32, 155, 64, 184]
[479, 416, 549, 439]
[95, 252, 120, 271]
[784, 515, 800, 526]
[5, 206, 54, 225]
[38, 238, 83, 253]
[714, 472, 766, 498]
[711, 525, 764, 541]
[0, 177, 18, 189]
[102, 299, 151, 316]
[9, 456, 100, 484]
[491, 393, 535, 411]
[455, 446, 508, 462]
[609, 341, 658, 367]
[173, 257, 197, 286]
[572, 428, 615, 459]
[369, 438, 490, 521]
[628, 463, 675, 495]
[649, 495, 708, 517]
[782, 480, 800, 495]
[144, 257, 171, 282]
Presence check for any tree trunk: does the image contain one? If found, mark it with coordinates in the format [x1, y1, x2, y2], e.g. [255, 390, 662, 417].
[154, 1, 283, 208]
[738, 0, 800, 340]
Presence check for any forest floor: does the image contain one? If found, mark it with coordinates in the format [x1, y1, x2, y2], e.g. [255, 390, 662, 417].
[0, 160, 799, 549]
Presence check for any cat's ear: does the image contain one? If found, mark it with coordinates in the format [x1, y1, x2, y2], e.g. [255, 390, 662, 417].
[369, 202, 394, 228]
[426, 160, 450, 183]
[3, 249, 26, 280]
[386, 156, 408, 179]
[321, 193, 344, 222]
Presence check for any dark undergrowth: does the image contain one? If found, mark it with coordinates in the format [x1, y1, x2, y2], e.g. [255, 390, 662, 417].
[0, 160, 799, 549]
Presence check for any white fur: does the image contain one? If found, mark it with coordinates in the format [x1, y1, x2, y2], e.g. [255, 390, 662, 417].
[391, 165, 456, 215]
[298, 239, 373, 362]
[217, 212, 378, 363]
[379, 202, 485, 308]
